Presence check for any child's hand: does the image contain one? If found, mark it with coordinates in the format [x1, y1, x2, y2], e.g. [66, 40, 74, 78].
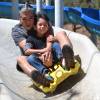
[47, 35, 55, 42]
[39, 51, 53, 67]
[44, 51, 53, 67]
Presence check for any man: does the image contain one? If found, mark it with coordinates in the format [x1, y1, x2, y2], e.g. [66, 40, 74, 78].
[12, 5, 54, 86]
[12, 4, 75, 87]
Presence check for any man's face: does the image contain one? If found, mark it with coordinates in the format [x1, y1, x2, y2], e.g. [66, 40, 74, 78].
[20, 11, 34, 30]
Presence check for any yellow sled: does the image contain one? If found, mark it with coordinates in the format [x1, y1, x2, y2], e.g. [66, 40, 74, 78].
[32, 59, 80, 93]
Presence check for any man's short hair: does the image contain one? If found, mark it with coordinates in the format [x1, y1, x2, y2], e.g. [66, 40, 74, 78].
[19, 2, 34, 15]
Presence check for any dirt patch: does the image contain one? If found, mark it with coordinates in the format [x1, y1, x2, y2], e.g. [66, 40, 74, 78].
[63, 23, 100, 50]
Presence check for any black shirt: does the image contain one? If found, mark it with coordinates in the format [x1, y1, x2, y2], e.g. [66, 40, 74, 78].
[26, 33, 47, 50]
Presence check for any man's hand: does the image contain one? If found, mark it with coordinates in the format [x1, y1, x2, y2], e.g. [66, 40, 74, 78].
[38, 51, 53, 67]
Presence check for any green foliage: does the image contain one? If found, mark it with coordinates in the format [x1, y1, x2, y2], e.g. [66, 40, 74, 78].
[63, 0, 100, 9]
[0, 0, 100, 9]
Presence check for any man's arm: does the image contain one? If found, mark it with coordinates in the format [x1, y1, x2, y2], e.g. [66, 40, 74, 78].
[18, 39, 26, 49]
[12, 25, 27, 53]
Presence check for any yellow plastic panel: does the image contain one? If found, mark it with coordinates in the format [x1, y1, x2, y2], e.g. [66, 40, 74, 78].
[33, 60, 80, 93]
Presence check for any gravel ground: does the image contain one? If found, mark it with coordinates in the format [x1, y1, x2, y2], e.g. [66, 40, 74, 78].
[63, 23, 100, 50]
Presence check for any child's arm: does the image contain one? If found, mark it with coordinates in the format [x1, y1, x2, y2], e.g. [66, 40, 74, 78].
[24, 43, 49, 56]
[24, 38, 53, 56]
[23, 36, 46, 55]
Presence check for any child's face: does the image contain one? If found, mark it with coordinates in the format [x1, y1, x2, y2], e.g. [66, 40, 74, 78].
[36, 18, 48, 36]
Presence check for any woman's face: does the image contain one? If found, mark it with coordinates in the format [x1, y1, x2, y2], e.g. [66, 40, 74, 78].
[36, 18, 48, 36]
[20, 11, 34, 30]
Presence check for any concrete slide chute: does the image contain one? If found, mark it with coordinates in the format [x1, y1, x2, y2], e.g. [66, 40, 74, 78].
[0, 18, 100, 100]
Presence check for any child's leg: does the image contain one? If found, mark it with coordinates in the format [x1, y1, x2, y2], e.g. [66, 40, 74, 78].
[27, 54, 49, 74]
[27, 54, 54, 85]
[17, 56, 50, 86]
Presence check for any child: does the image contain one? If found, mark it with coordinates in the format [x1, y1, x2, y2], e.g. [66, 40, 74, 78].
[24, 12, 62, 86]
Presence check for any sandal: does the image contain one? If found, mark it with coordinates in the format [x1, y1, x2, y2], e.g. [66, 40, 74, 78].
[44, 73, 54, 83]
[62, 45, 75, 70]
[16, 62, 24, 72]
[31, 70, 53, 87]
[74, 55, 81, 66]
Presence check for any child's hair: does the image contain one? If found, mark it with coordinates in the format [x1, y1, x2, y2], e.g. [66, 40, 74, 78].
[34, 12, 50, 26]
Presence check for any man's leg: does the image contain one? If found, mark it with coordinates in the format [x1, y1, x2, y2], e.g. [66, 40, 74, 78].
[55, 31, 73, 48]
[17, 56, 36, 77]
[55, 31, 75, 70]
[52, 42, 62, 63]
